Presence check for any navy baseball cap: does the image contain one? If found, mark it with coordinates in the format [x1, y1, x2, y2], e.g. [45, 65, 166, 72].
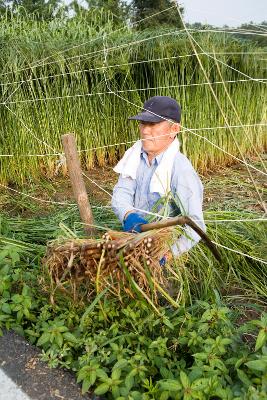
[129, 96, 181, 123]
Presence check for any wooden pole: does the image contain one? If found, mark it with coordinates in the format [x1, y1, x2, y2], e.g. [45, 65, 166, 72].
[62, 133, 95, 236]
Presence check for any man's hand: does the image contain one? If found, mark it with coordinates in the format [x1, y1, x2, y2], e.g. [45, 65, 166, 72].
[123, 213, 148, 233]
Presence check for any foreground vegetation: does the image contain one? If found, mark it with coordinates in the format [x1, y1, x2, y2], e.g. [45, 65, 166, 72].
[0, 207, 266, 299]
[1, 232, 267, 399]
[0, 200, 266, 398]
[0, 12, 266, 183]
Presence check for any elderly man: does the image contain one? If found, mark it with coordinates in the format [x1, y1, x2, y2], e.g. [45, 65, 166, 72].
[111, 96, 205, 264]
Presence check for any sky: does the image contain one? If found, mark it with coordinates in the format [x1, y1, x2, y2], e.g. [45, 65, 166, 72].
[181, 0, 266, 27]
[71, 1, 266, 27]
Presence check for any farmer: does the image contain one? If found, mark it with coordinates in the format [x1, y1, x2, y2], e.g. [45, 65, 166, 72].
[111, 96, 206, 264]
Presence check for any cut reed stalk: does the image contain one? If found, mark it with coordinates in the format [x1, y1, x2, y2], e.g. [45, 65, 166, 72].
[43, 227, 179, 303]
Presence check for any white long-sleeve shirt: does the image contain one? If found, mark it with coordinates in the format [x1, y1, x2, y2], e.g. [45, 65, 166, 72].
[112, 149, 206, 256]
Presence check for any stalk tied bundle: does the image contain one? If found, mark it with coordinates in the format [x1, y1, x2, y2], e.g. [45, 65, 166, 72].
[43, 228, 179, 303]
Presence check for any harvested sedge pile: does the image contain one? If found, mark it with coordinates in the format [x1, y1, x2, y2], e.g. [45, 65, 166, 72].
[44, 228, 179, 302]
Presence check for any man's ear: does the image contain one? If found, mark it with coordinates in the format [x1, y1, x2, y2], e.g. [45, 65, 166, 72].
[170, 123, 180, 138]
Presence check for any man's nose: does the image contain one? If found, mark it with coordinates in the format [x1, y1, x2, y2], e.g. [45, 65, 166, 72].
[141, 125, 151, 135]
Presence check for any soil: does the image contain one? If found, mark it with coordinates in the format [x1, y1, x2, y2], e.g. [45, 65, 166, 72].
[0, 330, 101, 400]
[0, 154, 266, 217]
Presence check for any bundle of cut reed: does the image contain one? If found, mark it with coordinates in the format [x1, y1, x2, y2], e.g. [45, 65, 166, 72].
[43, 227, 177, 302]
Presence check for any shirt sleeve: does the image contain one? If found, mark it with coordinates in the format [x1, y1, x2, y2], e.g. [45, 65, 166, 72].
[170, 167, 206, 257]
[111, 175, 137, 222]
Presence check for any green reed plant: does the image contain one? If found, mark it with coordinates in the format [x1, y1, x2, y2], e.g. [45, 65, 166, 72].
[0, 13, 266, 183]
[0, 208, 266, 304]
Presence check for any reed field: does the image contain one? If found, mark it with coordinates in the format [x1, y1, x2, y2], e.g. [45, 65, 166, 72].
[0, 12, 266, 184]
[0, 9, 267, 400]
[1, 11, 267, 399]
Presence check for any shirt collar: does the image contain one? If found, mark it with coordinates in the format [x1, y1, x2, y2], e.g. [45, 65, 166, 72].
[141, 149, 165, 166]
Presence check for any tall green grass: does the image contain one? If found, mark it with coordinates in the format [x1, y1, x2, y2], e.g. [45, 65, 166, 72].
[0, 208, 266, 304]
[0, 12, 266, 184]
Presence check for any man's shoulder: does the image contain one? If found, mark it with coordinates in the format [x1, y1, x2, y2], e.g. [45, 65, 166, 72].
[171, 153, 203, 191]
[173, 152, 196, 172]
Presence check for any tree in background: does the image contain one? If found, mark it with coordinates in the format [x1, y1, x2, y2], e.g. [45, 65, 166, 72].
[238, 21, 267, 47]
[83, 0, 130, 25]
[131, 0, 184, 29]
[189, 20, 267, 48]
[0, 0, 12, 15]
[0, 0, 185, 28]
[0, 0, 65, 19]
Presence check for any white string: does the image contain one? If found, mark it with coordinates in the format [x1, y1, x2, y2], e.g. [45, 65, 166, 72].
[131, 207, 267, 223]
[175, 2, 267, 214]
[2, 14, 266, 197]
[212, 241, 267, 265]
[33, 28, 267, 70]
[101, 51, 267, 179]
[0, 152, 63, 158]
[186, 28, 267, 36]
[0, 182, 76, 206]
[1, 29, 185, 77]
[24, 28, 267, 72]
[1, 52, 265, 88]
[0, 5, 178, 79]
[1, 78, 266, 106]
[184, 122, 267, 132]
[182, 127, 267, 177]
[187, 33, 267, 84]
[0, 8, 265, 265]
[82, 172, 112, 197]
[5, 52, 264, 203]
[97, 23, 267, 224]
[4, 105, 56, 152]
[0, 10, 264, 219]
[1, 48, 265, 212]
[1, 181, 266, 224]
[1, 27, 265, 81]
[2, 180, 267, 266]
[3, 83, 23, 103]
[254, 24, 267, 32]
[206, 218, 267, 223]
[0, 122, 266, 158]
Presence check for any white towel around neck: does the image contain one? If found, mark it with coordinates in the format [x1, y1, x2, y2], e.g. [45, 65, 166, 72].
[113, 138, 180, 195]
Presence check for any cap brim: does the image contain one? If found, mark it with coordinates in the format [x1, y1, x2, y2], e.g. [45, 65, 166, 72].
[128, 111, 165, 123]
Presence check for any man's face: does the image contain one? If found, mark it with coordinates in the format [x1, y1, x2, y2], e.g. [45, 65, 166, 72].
[139, 120, 179, 155]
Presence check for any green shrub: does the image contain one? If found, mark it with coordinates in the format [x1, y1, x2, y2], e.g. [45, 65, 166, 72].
[1, 242, 267, 399]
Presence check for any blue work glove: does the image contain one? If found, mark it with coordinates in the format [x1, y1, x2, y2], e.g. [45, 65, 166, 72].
[159, 256, 167, 266]
[123, 213, 148, 233]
